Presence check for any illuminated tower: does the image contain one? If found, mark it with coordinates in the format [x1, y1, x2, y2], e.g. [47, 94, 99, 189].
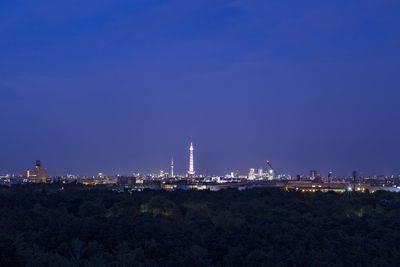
[188, 142, 195, 176]
[171, 158, 174, 177]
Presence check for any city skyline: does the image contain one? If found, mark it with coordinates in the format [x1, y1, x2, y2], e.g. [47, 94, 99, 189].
[1, 1, 399, 176]
[1, 140, 399, 177]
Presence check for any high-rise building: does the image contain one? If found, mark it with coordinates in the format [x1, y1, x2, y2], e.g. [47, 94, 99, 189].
[352, 171, 357, 189]
[352, 171, 357, 181]
[188, 142, 195, 177]
[171, 158, 174, 177]
[310, 170, 317, 180]
[24, 160, 47, 183]
[328, 172, 332, 183]
[248, 168, 255, 180]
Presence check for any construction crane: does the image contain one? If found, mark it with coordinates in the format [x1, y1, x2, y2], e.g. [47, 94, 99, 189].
[265, 160, 279, 179]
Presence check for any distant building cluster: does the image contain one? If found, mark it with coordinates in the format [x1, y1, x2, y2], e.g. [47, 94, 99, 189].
[0, 142, 399, 195]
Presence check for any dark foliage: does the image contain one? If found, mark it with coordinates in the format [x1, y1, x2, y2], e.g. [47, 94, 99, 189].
[0, 184, 399, 266]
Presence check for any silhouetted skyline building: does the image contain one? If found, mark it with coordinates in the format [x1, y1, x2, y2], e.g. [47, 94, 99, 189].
[117, 176, 136, 186]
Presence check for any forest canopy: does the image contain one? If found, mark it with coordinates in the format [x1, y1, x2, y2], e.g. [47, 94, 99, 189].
[0, 184, 399, 266]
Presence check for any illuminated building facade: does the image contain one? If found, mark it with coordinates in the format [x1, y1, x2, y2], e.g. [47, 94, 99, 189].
[310, 170, 317, 180]
[248, 168, 255, 180]
[24, 160, 46, 183]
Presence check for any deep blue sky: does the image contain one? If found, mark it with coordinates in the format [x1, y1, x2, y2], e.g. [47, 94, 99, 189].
[1, 0, 400, 176]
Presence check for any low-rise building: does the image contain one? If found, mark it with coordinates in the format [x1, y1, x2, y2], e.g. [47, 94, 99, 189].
[117, 176, 136, 186]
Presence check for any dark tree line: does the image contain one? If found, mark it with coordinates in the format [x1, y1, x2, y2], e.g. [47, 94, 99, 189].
[0, 184, 400, 266]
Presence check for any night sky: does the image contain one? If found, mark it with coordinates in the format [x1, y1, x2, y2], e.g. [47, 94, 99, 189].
[1, 0, 399, 176]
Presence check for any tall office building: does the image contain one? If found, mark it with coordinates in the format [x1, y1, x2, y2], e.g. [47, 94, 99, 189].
[24, 160, 47, 183]
[188, 142, 195, 176]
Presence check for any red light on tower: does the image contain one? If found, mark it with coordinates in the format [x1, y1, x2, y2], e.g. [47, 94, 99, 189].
[266, 160, 270, 164]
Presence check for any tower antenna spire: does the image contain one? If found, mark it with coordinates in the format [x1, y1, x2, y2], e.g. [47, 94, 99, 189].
[188, 142, 195, 177]
[171, 157, 174, 177]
